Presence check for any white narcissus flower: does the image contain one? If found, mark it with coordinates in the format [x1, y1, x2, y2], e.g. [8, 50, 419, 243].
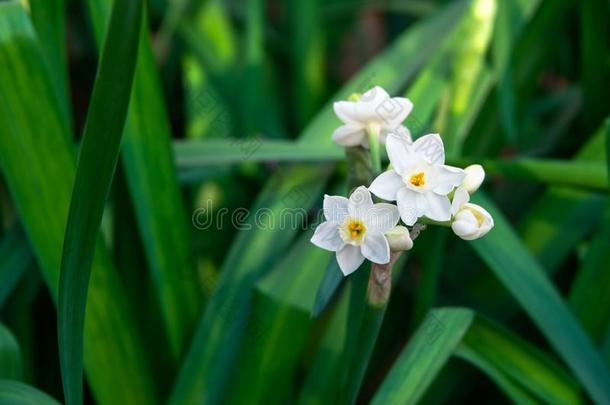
[311, 186, 400, 276]
[462, 164, 485, 194]
[450, 187, 494, 240]
[332, 86, 413, 148]
[369, 133, 465, 226]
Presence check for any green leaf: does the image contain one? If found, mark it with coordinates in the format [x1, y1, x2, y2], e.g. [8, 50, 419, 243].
[0, 225, 32, 308]
[29, 0, 71, 129]
[456, 317, 582, 404]
[87, 0, 202, 359]
[568, 204, 610, 343]
[298, 283, 351, 405]
[372, 308, 475, 404]
[0, 3, 157, 403]
[444, 0, 496, 155]
[339, 254, 408, 405]
[0, 380, 61, 405]
[174, 139, 343, 167]
[461, 158, 608, 191]
[568, 120, 610, 342]
[0, 324, 22, 380]
[311, 258, 343, 317]
[493, 0, 543, 144]
[226, 232, 329, 404]
[174, 139, 607, 190]
[372, 308, 583, 404]
[57, 1, 143, 404]
[579, 0, 609, 133]
[170, 3, 470, 402]
[470, 192, 610, 403]
[463, 128, 607, 318]
[287, 0, 325, 128]
[455, 347, 540, 404]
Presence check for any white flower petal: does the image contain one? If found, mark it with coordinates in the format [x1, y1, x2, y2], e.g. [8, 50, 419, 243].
[462, 164, 485, 194]
[386, 133, 417, 174]
[348, 186, 373, 219]
[333, 101, 359, 125]
[336, 244, 366, 276]
[385, 225, 413, 252]
[369, 171, 403, 201]
[362, 230, 390, 264]
[373, 96, 413, 129]
[451, 219, 479, 240]
[412, 133, 445, 165]
[464, 203, 494, 233]
[365, 203, 400, 233]
[423, 193, 452, 222]
[311, 221, 343, 251]
[414, 192, 429, 217]
[323, 195, 349, 223]
[396, 187, 419, 226]
[451, 187, 470, 215]
[381, 125, 412, 145]
[332, 125, 366, 147]
[432, 165, 465, 195]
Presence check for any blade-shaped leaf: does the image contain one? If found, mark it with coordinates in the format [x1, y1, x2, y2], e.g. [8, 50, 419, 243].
[372, 308, 583, 404]
[0, 225, 31, 308]
[57, 1, 143, 404]
[372, 308, 475, 404]
[86, 0, 202, 359]
[29, 0, 71, 129]
[226, 232, 329, 404]
[0, 324, 22, 380]
[470, 192, 610, 403]
[0, 4, 157, 404]
[0, 380, 61, 405]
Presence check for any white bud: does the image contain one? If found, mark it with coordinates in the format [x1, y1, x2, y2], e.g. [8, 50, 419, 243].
[451, 203, 494, 240]
[385, 225, 413, 252]
[461, 164, 485, 194]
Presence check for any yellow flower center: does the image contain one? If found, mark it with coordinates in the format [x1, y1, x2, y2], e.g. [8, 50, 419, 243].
[410, 172, 425, 187]
[348, 220, 365, 240]
[341, 218, 366, 245]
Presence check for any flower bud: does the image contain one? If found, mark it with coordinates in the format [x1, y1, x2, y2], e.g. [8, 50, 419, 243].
[385, 225, 413, 252]
[461, 164, 485, 194]
[451, 203, 494, 240]
[348, 92, 362, 102]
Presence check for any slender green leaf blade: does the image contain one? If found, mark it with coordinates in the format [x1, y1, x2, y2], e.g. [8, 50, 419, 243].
[0, 324, 22, 380]
[0, 226, 31, 308]
[372, 308, 474, 404]
[227, 232, 329, 404]
[0, 380, 61, 405]
[470, 192, 610, 403]
[457, 317, 583, 404]
[373, 308, 583, 404]
[58, 1, 143, 404]
[29, 0, 71, 129]
[0, 3, 157, 403]
[87, 0, 202, 358]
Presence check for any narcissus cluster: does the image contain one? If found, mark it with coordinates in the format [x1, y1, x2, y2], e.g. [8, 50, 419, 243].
[312, 86, 494, 275]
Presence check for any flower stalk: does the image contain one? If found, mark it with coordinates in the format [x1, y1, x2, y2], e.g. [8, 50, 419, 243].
[367, 126, 382, 175]
[367, 252, 400, 307]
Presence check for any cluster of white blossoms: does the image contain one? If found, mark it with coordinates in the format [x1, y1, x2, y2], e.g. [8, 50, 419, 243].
[312, 86, 494, 276]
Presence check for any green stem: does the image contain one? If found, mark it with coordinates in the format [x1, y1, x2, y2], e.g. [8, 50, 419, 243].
[367, 127, 382, 175]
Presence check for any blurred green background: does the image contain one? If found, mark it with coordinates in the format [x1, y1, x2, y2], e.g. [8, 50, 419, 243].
[0, 0, 609, 404]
